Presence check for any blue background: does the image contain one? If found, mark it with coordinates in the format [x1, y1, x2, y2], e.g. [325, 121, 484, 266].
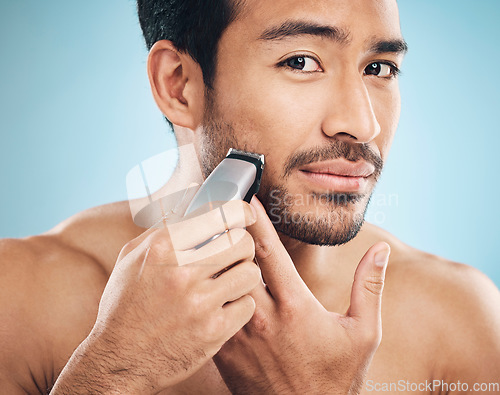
[0, 1, 499, 286]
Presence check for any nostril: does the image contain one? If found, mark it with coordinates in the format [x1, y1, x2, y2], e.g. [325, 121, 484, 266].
[333, 132, 357, 142]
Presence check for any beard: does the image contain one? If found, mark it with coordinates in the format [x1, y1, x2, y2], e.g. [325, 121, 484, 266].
[199, 89, 384, 246]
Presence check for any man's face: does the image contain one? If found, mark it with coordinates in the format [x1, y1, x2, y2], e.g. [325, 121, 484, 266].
[198, 0, 405, 246]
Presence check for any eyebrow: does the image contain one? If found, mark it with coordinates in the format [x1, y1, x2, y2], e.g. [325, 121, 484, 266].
[258, 20, 351, 45]
[368, 38, 409, 55]
[258, 20, 408, 55]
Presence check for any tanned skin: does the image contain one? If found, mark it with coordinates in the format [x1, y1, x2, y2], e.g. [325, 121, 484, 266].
[1, 0, 499, 393]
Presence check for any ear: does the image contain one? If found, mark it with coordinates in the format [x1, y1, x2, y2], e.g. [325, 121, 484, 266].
[147, 40, 205, 130]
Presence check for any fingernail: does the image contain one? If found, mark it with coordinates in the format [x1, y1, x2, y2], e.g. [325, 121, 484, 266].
[374, 245, 391, 268]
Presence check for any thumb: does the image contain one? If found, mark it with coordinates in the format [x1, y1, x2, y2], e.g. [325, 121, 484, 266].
[247, 196, 312, 303]
[347, 242, 390, 326]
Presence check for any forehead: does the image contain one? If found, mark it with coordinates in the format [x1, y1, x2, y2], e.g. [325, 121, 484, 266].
[229, 0, 402, 43]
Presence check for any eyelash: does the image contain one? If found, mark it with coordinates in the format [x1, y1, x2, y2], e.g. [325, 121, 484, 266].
[368, 61, 401, 79]
[276, 55, 322, 74]
[276, 55, 402, 79]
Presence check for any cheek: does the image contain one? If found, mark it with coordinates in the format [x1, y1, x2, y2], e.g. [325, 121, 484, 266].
[215, 72, 320, 172]
[371, 85, 401, 160]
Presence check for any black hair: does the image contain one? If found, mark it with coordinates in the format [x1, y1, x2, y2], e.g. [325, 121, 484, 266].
[137, 0, 242, 90]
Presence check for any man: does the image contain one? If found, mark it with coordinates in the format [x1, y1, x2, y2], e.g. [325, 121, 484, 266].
[1, 0, 499, 393]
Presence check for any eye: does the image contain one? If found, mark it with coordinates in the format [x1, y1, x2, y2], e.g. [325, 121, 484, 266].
[364, 62, 400, 78]
[280, 55, 322, 72]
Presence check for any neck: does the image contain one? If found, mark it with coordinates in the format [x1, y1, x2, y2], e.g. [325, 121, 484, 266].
[277, 228, 367, 307]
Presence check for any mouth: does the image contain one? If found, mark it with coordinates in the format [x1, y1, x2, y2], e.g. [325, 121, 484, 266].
[298, 159, 375, 193]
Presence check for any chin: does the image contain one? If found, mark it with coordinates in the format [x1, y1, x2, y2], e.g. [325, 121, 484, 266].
[264, 197, 369, 246]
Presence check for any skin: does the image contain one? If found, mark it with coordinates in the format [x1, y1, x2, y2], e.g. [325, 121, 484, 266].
[0, 0, 499, 393]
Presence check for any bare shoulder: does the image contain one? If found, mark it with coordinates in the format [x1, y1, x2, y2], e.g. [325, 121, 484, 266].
[46, 199, 142, 267]
[0, 201, 136, 392]
[362, 223, 500, 382]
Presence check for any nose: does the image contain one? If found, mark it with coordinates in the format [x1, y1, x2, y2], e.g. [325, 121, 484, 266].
[321, 72, 381, 143]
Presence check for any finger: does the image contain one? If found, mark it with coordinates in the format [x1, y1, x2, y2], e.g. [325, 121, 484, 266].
[346, 242, 390, 327]
[167, 199, 256, 251]
[176, 228, 255, 275]
[209, 260, 261, 306]
[220, 294, 256, 341]
[248, 282, 274, 312]
[247, 196, 311, 302]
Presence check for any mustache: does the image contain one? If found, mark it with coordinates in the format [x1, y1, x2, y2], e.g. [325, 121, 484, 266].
[282, 140, 384, 180]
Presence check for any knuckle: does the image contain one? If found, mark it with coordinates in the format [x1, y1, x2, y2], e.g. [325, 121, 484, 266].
[245, 262, 262, 287]
[226, 229, 255, 259]
[241, 295, 257, 321]
[186, 290, 210, 314]
[233, 230, 255, 260]
[147, 231, 173, 259]
[254, 236, 276, 261]
[232, 261, 260, 289]
[202, 313, 225, 343]
[278, 297, 301, 321]
[163, 266, 195, 291]
[363, 275, 385, 296]
[242, 201, 255, 223]
[228, 227, 247, 242]
[249, 307, 268, 333]
[242, 231, 256, 259]
[173, 249, 192, 266]
[224, 199, 252, 221]
[225, 269, 242, 293]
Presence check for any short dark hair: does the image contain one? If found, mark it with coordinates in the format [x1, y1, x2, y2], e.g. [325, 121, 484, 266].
[137, 0, 243, 89]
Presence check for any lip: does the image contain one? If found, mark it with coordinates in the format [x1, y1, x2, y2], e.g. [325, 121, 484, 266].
[298, 159, 374, 193]
[300, 159, 375, 177]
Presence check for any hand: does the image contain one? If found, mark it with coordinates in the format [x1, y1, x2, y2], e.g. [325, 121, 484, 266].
[53, 200, 261, 393]
[213, 197, 391, 395]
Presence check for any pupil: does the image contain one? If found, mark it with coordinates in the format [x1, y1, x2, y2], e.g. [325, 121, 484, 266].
[290, 57, 305, 69]
[370, 63, 380, 74]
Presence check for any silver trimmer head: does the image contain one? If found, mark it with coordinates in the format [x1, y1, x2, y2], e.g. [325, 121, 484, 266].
[184, 148, 265, 217]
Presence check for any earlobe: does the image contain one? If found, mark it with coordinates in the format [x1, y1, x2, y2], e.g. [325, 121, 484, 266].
[147, 40, 204, 129]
